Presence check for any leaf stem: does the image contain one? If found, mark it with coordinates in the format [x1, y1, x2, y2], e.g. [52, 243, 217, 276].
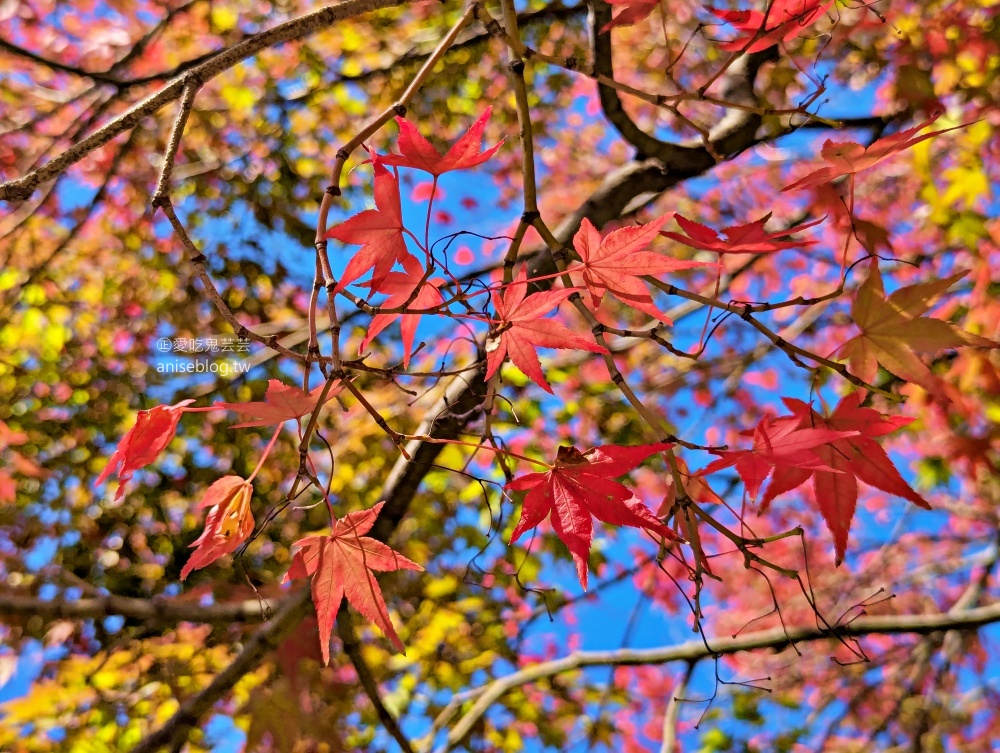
[248, 425, 283, 482]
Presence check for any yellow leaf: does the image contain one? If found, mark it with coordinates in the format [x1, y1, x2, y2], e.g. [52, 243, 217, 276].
[210, 7, 239, 32]
[841, 261, 999, 399]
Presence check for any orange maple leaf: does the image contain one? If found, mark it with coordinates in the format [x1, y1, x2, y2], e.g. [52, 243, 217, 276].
[839, 260, 999, 399]
[782, 114, 967, 193]
[181, 476, 255, 580]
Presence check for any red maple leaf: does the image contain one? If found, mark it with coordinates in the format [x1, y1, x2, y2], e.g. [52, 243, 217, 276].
[782, 114, 967, 193]
[711, 0, 834, 53]
[572, 216, 715, 322]
[379, 107, 503, 176]
[95, 399, 194, 500]
[507, 443, 681, 589]
[0, 472, 15, 505]
[485, 268, 608, 393]
[761, 394, 932, 565]
[0, 420, 28, 448]
[359, 254, 444, 368]
[698, 416, 858, 499]
[0, 419, 45, 485]
[282, 502, 422, 662]
[325, 157, 412, 293]
[602, 0, 660, 30]
[660, 213, 822, 255]
[181, 475, 255, 580]
[215, 379, 342, 428]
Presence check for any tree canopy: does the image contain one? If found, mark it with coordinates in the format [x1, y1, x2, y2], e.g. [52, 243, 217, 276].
[1, 0, 999, 751]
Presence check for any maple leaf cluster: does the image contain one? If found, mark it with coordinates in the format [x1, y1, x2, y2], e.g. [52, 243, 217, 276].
[324, 110, 504, 367]
[327, 112, 723, 395]
[699, 393, 931, 565]
[95, 379, 337, 578]
[98, 376, 421, 658]
[6, 0, 1000, 746]
[87, 105, 995, 668]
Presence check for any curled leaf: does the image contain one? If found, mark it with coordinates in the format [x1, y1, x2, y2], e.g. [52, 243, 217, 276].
[95, 400, 195, 500]
[181, 476, 254, 580]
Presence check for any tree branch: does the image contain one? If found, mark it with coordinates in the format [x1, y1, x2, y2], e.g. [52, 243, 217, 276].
[660, 660, 695, 753]
[0, 0, 410, 203]
[437, 601, 1000, 751]
[129, 588, 313, 753]
[334, 1, 585, 86]
[0, 1, 207, 89]
[337, 609, 416, 753]
[0, 36, 125, 86]
[590, 1, 686, 163]
[588, 1, 776, 168]
[0, 591, 275, 624]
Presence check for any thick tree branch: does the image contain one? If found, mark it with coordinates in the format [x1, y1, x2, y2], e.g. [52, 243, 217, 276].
[129, 588, 313, 753]
[590, 1, 687, 163]
[0, 591, 274, 624]
[588, 1, 776, 168]
[337, 609, 416, 753]
[437, 601, 1000, 751]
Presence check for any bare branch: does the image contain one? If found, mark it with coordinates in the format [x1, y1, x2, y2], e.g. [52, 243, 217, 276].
[0, 0, 410, 202]
[437, 601, 1000, 751]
